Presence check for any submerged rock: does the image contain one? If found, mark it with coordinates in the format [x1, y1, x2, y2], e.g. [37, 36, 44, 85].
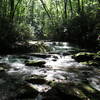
[42, 83, 86, 100]
[42, 83, 100, 100]
[28, 53, 51, 58]
[25, 60, 46, 67]
[16, 84, 39, 99]
[25, 75, 47, 84]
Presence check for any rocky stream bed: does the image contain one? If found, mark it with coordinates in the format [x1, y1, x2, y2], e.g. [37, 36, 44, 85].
[0, 42, 100, 100]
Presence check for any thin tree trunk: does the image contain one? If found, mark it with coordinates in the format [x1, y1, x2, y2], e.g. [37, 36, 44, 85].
[77, 0, 81, 14]
[10, 0, 14, 21]
[81, 0, 84, 13]
[0, 0, 3, 17]
[64, 0, 67, 19]
[40, 0, 54, 25]
[10, 0, 22, 22]
[69, 0, 73, 17]
[55, 0, 59, 21]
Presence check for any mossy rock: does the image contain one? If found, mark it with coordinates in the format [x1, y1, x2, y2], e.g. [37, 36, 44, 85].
[31, 42, 52, 53]
[82, 84, 96, 93]
[97, 51, 100, 55]
[47, 80, 57, 87]
[74, 51, 100, 66]
[0, 67, 5, 72]
[42, 83, 87, 100]
[0, 63, 11, 73]
[81, 61, 100, 66]
[16, 84, 39, 99]
[25, 75, 47, 84]
[0, 63, 11, 70]
[43, 83, 100, 100]
[73, 52, 95, 62]
[28, 53, 51, 58]
[94, 55, 100, 61]
[79, 84, 100, 100]
[25, 60, 46, 67]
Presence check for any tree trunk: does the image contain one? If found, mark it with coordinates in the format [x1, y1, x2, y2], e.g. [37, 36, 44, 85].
[77, 0, 81, 14]
[64, 0, 67, 19]
[10, 0, 22, 22]
[10, 0, 14, 21]
[69, 0, 73, 17]
[40, 0, 53, 25]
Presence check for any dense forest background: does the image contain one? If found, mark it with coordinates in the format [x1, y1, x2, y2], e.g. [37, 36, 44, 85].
[0, 1, 100, 100]
[0, 0, 100, 51]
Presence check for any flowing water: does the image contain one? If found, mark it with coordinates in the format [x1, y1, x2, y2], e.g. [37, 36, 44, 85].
[0, 42, 100, 100]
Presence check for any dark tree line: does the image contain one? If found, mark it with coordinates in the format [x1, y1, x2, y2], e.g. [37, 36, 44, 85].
[0, 0, 100, 51]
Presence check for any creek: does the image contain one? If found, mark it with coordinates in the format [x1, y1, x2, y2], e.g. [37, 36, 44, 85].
[0, 42, 100, 100]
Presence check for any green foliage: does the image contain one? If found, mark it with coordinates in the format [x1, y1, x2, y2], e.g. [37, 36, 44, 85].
[0, 17, 33, 51]
[15, 23, 34, 41]
[0, 17, 19, 47]
[0, 0, 100, 52]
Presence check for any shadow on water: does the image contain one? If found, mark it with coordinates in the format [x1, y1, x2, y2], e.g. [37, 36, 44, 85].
[0, 42, 100, 100]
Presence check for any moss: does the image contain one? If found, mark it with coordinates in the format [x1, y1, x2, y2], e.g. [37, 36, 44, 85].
[79, 84, 100, 100]
[73, 52, 95, 62]
[94, 55, 100, 61]
[97, 51, 100, 55]
[72, 88, 87, 99]
[73, 51, 100, 66]
[83, 85, 96, 93]
[25, 60, 46, 67]
[0, 67, 5, 72]
[32, 42, 52, 53]
[42, 82, 100, 100]
[47, 80, 56, 87]
[81, 60, 100, 66]
[44, 83, 88, 100]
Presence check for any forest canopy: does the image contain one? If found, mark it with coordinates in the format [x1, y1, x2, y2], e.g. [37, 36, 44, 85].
[0, 0, 100, 50]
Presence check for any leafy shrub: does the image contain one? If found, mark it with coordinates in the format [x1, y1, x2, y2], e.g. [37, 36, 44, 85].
[0, 17, 33, 52]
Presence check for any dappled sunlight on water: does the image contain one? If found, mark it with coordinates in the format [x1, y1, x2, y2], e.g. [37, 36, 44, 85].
[0, 42, 100, 99]
[29, 83, 51, 92]
[45, 55, 85, 69]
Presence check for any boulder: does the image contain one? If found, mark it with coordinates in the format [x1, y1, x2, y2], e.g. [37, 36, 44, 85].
[42, 83, 100, 100]
[42, 83, 87, 100]
[72, 52, 95, 62]
[25, 75, 47, 84]
[28, 53, 51, 58]
[16, 84, 39, 99]
[25, 60, 46, 67]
